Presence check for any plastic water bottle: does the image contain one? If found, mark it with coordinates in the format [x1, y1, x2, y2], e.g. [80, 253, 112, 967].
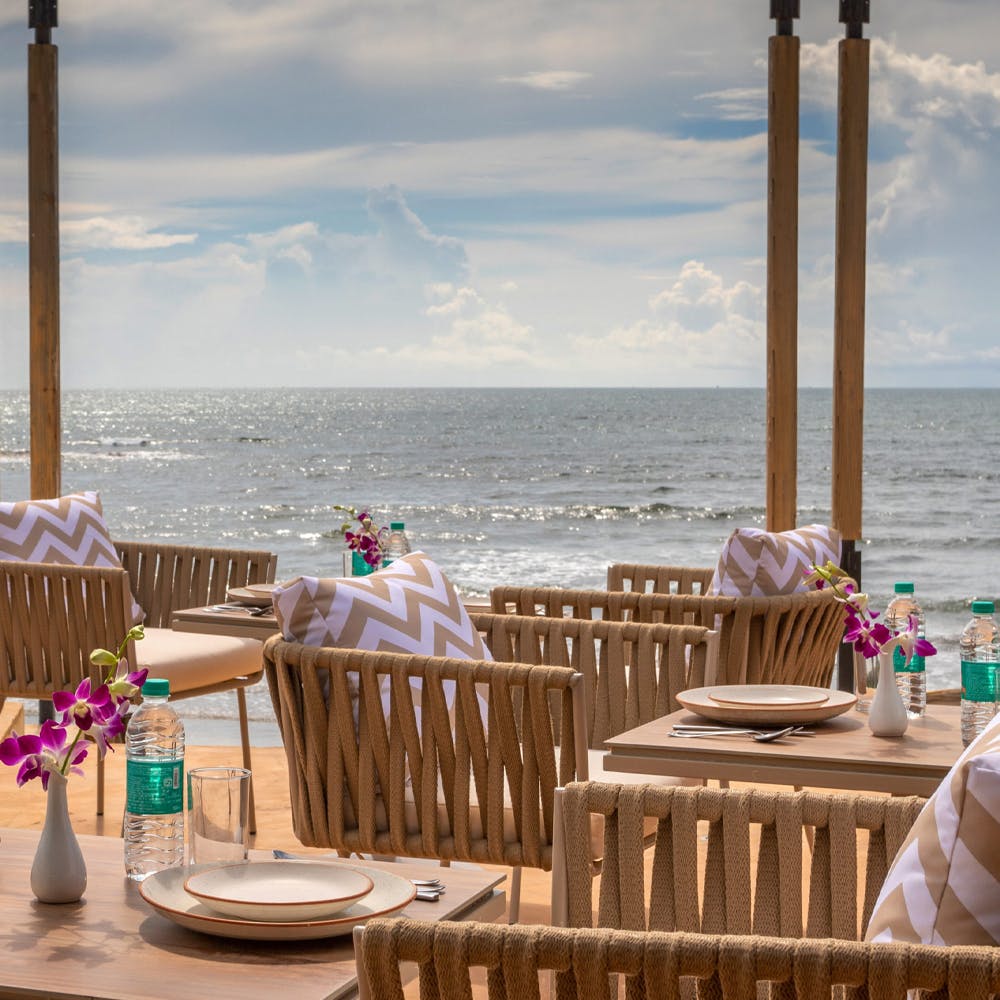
[382, 522, 412, 566]
[884, 582, 926, 718]
[960, 600, 1000, 747]
[124, 677, 185, 880]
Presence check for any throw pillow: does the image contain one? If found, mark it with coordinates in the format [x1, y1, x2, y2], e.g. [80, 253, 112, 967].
[272, 551, 491, 724]
[865, 713, 1000, 946]
[708, 523, 841, 597]
[0, 491, 143, 623]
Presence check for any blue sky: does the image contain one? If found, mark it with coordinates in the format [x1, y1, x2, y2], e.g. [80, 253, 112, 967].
[1, 0, 999, 388]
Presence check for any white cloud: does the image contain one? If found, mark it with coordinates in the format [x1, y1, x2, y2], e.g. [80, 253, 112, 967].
[571, 261, 765, 383]
[498, 71, 592, 92]
[61, 216, 198, 251]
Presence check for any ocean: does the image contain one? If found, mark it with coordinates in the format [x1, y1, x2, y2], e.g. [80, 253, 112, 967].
[1, 387, 997, 727]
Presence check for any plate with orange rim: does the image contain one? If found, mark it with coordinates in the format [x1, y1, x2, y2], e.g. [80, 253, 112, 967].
[677, 686, 857, 725]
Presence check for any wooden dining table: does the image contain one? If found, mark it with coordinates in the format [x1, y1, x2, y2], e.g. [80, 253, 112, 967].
[0, 829, 505, 1000]
[603, 704, 965, 796]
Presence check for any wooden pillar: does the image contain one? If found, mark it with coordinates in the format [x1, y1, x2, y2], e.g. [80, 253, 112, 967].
[766, 2, 800, 532]
[833, 0, 871, 691]
[28, 6, 61, 501]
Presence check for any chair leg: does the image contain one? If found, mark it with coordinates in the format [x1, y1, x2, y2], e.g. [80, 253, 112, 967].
[236, 688, 256, 836]
[508, 866, 522, 923]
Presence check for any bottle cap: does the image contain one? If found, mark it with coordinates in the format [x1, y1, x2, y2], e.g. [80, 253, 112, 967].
[141, 677, 170, 697]
[893, 582, 914, 594]
[971, 600, 995, 615]
[390, 522, 405, 530]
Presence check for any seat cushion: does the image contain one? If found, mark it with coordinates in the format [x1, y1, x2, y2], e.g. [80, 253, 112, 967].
[708, 524, 841, 597]
[272, 551, 491, 723]
[137, 627, 262, 694]
[865, 712, 1000, 946]
[0, 490, 143, 623]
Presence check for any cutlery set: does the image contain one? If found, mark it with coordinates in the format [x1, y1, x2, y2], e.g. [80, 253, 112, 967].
[209, 603, 272, 616]
[669, 723, 813, 742]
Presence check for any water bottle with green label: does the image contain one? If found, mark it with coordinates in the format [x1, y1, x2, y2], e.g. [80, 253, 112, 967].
[124, 677, 185, 880]
[960, 600, 1000, 748]
[884, 582, 926, 718]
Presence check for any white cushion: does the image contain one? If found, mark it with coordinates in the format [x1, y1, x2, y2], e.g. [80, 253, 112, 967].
[865, 712, 1000, 946]
[0, 490, 143, 622]
[137, 627, 262, 694]
[272, 551, 491, 723]
[708, 524, 841, 598]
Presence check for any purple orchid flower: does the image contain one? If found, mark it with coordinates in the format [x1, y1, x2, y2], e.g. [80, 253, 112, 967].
[52, 678, 115, 732]
[0, 721, 88, 789]
[843, 607, 893, 659]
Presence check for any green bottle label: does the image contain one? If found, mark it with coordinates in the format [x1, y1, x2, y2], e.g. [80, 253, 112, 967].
[126, 758, 184, 815]
[961, 660, 997, 703]
[892, 647, 925, 673]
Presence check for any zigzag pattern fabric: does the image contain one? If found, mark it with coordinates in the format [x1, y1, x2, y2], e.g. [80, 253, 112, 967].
[273, 551, 491, 723]
[866, 713, 1000, 946]
[709, 524, 841, 597]
[0, 491, 143, 622]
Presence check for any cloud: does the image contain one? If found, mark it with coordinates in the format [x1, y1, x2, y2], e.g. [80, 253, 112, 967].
[61, 216, 198, 251]
[498, 71, 592, 92]
[695, 87, 766, 122]
[366, 185, 468, 281]
[571, 261, 765, 382]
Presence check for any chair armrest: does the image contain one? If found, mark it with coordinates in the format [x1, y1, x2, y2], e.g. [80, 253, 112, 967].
[113, 540, 278, 627]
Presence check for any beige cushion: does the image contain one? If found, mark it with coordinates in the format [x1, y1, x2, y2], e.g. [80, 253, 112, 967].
[0, 490, 143, 622]
[272, 551, 490, 723]
[137, 627, 262, 694]
[708, 524, 841, 597]
[865, 713, 1000, 946]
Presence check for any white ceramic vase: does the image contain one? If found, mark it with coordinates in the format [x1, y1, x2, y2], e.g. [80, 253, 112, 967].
[868, 645, 909, 738]
[31, 771, 87, 904]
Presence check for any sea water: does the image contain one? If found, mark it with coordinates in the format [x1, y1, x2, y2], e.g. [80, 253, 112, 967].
[2, 387, 997, 726]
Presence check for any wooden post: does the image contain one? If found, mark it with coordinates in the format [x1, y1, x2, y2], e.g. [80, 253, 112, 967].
[833, 0, 871, 692]
[766, 2, 800, 532]
[28, 4, 61, 501]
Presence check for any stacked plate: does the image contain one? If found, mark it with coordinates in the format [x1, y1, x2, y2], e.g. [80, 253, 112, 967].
[225, 582, 279, 608]
[676, 684, 857, 725]
[138, 860, 415, 941]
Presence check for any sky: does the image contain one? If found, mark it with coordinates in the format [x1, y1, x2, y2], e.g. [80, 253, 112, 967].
[1, 0, 999, 389]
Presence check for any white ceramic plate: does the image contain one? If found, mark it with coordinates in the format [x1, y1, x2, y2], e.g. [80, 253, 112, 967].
[139, 864, 415, 941]
[225, 583, 278, 607]
[707, 685, 830, 707]
[184, 861, 374, 922]
[677, 686, 857, 725]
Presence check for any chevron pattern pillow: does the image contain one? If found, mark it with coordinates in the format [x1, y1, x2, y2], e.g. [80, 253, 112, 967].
[272, 551, 491, 722]
[708, 524, 841, 597]
[0, 491, 143, 622]
[865, 713, 1000, 946]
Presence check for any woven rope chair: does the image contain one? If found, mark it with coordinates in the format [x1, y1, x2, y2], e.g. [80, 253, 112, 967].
[607, 562, 715, 595]
[541, 781, 1000, 999]
[489, 585, 844, 688]
[262, 638, 589, 921]
[0, 542, 276, 827]
[468, 612, 720, 746]
[354, 917, 1000, 1000]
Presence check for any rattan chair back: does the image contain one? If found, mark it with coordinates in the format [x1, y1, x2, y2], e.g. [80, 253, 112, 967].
[355, 916, 1000, 1000]
[489, 585, 843, 688]
[468, 612, 719, 746]
[263, 638, 587, 872]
